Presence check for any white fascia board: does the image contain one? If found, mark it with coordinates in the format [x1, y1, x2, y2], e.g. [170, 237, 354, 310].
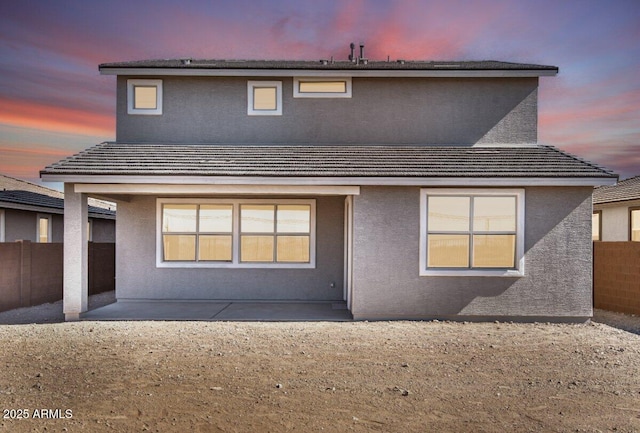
[43, 174, 616, 187]
[74, 183, 360, 196]
[99, 68, 556, 78]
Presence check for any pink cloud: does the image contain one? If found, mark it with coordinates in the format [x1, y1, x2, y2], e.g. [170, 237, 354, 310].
[0, 97, 114, 137]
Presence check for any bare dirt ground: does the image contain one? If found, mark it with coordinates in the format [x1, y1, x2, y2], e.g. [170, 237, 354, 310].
[0, 295, 639, 433]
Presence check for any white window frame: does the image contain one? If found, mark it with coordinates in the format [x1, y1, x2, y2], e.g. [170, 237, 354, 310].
[127, 79, 163, 115]
[247, 81, 282, 116]
[156, 198, 315, 268]
[0, 209, 5, 242]
[419, 188, 525, 277]
[36, 213, 52, 243]
[293, 77, 352, 98]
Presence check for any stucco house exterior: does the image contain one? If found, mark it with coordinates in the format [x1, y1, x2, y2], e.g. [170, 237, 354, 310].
[0, 174, 115, 243]
[592, 175, 640, 241]
[41, 54, 616, 321]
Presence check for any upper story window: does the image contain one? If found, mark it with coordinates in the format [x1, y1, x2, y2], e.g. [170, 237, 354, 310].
[419, 188, 525, 277]
[247, 81, 282, 115]
[293, 77, 352, 98]
[630, 208, 640, 241]
[127, 79, 163, 115]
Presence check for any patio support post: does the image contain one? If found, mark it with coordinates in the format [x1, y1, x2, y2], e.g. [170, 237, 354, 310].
[63, 183, 88, 321]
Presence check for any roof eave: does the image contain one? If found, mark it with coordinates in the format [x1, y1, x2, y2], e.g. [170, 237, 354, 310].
[98, 67, 558, 78]
[40, 174, 615, 187]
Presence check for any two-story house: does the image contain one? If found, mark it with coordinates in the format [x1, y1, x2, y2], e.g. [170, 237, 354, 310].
[41, 53, 616, 321]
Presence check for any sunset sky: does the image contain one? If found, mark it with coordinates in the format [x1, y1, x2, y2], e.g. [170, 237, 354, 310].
[1, 0, 639, 186]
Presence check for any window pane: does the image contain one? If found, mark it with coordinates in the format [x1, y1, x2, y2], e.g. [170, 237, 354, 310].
[277, 236, 310, 263]
[253, 87, 277, 110]
[472, 235, 516, 268]
[134, 86, 157, 109]
[200, 205, 232, 233]
[241, 205, 275, 233]
[592, 213, 600, 241]
[163, 205, 197, 232]
[299, 81, 346, 93]
[427, 234, 469, 268]
[473, 197, 516, 232]
[163, 235, 196, 261]
[428, 197, 470, 232]
[39, 217, 49, 243]
[277, 205, 310, 233]
[241, 235, 274, 262]
[199, 235, 232, 261]
[631, 210, 640, 241]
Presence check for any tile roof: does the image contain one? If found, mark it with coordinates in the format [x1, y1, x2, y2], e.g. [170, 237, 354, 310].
[593, 175, 640, 204]
[41, 143, 615, 179]
[99, 59, 558, 72]
[0, 174, 116, 217]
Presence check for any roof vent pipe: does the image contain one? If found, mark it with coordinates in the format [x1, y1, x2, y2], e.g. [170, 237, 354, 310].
[349, 42, 355, 62]
[359, 44, 364, 60]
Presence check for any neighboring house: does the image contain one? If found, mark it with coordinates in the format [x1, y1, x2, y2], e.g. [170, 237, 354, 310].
[0, 174, 116, 243]
[41, 53, 616, 321]
[592, 175, 640, 241]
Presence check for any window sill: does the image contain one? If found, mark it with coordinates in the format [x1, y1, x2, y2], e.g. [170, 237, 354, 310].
[420, 269, 524, 277]
[156, 261, 315, 269]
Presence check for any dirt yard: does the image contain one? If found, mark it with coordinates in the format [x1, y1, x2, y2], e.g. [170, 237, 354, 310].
[0, 306, 639, 432]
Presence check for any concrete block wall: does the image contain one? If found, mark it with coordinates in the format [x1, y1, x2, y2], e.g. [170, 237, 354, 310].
[593, 242, 640, 315]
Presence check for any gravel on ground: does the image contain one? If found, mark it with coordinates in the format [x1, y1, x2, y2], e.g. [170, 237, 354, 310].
[0, 293, 639, 432]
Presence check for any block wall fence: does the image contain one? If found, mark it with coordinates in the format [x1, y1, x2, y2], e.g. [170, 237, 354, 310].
[593, 242, 640, 316]
[0, 241, 114, 313]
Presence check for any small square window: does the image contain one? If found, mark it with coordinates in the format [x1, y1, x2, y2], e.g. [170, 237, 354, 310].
[247, 81, 282, 115]
[127, 79, 163, 115]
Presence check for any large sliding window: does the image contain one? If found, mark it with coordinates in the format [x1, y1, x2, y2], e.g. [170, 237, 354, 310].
[162, 204, 233, 261]
[420, 189, 525, 277]
[240, 204, 311, 263]
[158, 199, 315, 268]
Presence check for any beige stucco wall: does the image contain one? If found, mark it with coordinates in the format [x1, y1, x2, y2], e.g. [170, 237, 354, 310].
[594, 199, 640, 241]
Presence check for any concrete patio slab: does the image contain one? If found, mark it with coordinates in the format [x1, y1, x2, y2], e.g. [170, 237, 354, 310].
[81, 301, 352, 321]
[82, 301, 231, 321]
[212, 302, 352, 321]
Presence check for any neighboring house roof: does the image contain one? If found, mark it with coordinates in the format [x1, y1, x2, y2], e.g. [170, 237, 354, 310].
[593, 175, 640, 204]
[99, 59, 558, 77]
[41, 142, 614, 183]
[0, 174, 116, 218]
